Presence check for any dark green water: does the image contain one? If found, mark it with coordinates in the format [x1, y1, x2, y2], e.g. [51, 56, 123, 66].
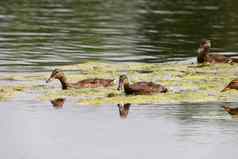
[1, 0, 238, 71]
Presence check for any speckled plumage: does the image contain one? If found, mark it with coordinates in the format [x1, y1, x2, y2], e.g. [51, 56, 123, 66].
[117, 75, 168, 95]
[46, 69, 114, 90]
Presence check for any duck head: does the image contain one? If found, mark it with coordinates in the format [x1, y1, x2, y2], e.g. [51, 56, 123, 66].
[117, 75, 129, 91]
[198, 39, 211, 54]
[46, 69, 65, 83]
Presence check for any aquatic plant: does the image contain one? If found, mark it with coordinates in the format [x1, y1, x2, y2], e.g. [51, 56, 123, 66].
[1, 61, 238, 105]
[0, 85, 26, 101]
[35, 62, 238, 105]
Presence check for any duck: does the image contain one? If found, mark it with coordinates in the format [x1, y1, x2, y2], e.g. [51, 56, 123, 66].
[50, 98, 65, 108]
[117, 103, 130, 119]
[221, 79, 238, 92]
[197, 39, 233, 64]
[117, 75, 168, 95]
[222, 106, 238, 115]
[46, 69, 114, 90]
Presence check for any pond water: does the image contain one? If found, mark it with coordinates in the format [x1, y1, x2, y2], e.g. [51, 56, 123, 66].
[1, 0, 238, 158]
[1, 0, 238, 71]
[0, 97, 237, 159]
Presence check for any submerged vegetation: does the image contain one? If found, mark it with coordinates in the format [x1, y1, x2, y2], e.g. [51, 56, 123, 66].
[1, 61, 238, 105]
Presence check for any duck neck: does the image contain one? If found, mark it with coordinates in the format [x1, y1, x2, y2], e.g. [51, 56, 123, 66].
[198, 47, 209, 63]
[200, 47, 209, 56]
[58, 76, 70, 90]
[123, 80, 131, 94]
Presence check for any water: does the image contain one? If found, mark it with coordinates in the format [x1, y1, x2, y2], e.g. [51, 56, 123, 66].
[0, 98, 238, 159]
[1, 1, 238, 158]
[1, 0, 238, 71]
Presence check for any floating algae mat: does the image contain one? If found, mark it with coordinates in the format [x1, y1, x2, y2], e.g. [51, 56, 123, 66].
[1, 61, 238, 104]
[35, 61, 238, 105]
[0, 85, 26, 101]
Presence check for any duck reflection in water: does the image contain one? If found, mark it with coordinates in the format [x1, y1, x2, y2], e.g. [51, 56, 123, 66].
[117, 103, 131, 119]
[50, 98, 65, 108]
[222, 106, 238, 117]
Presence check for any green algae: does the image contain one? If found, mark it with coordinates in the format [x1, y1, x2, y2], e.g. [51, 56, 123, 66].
[39, 87, 119, 101]
[1, 61, 238, 105]
[0, 85, 26, 101]
[34, 62, 238, 105]
[79, 91, 219, 105]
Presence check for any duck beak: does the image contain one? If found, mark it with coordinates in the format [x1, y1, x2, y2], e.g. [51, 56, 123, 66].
[221, 87, 230, 92]
[46, 77, 52, 83]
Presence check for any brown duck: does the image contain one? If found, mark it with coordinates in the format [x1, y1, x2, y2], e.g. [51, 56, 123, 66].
[221, 79, 238, 92]
[117, 75, 168, 95]
[197, 39, 233, 64]
[222, 106, 238, 115]
[46, 69, 114, 90]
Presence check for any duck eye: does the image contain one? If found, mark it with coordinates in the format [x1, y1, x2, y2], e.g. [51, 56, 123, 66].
[54, 70, 60, 74]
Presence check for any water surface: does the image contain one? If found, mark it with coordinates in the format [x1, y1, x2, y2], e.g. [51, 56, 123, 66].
[0, 98, 237, 159]
[1, 1, 238, 158]
[1, 0, 238, 71]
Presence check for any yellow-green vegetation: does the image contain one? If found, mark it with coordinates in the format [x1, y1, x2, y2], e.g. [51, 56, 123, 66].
[36, 61, 238, 105]
[39, 87, 120, 101]
[0, 85, 26, 101]
[1, 61, 238, 105]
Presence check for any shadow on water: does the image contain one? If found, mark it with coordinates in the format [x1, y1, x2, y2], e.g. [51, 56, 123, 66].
[50, 98, 65, 109]
[222, 105, 238, 118]
[113, 102, 238, 121]
[1, 99, 238, 158]
[117, 103, 131, 119]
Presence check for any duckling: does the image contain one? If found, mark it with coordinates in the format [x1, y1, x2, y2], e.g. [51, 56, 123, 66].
[197, 39, 232, 64]
[46, 69, 114, 90]
[222, 106, 238, 115]
[117, 75, 168, 95]
[221, 79, 238, 92]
